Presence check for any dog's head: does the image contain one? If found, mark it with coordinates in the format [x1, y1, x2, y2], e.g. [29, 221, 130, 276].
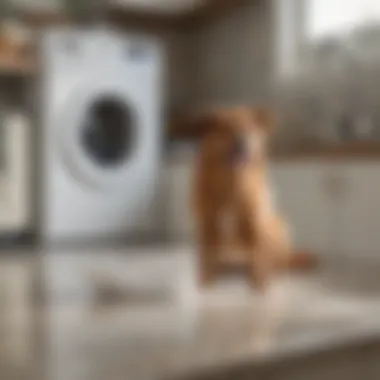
[183, 106, 276, 167]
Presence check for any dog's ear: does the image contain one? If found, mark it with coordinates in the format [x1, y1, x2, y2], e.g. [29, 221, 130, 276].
[169, 111, 218, 140]
[251, 107, 277, 133]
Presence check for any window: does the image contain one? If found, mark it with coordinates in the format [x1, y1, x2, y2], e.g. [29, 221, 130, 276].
[308, 0, 380, 41]
[275, 0, 380, 78]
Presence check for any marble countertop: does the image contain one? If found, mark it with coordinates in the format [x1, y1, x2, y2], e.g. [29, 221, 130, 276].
[4, 252, 380, 380]
[48, 261, 380, 380]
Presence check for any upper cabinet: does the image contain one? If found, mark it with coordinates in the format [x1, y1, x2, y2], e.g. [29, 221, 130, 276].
[6, 0, 61, 12]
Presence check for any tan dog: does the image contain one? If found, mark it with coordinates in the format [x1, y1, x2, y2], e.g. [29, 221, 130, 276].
[182, 106, 315, 290]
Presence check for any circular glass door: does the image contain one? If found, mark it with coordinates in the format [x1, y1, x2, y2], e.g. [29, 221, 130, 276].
[59, 88, 142, 191]
[81, 97, 135, 168]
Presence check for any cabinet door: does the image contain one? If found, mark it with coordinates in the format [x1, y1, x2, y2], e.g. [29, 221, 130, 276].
[338, 163, 380, 256]
[165, 160, 196, 242]
[0, 115, 31, 231]
[271, 162, 336, 254]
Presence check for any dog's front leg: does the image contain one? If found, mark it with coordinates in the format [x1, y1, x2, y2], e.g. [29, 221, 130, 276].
[237, 207, 272, 291]
[197, 210, 222, 288]
[250, 237, 273, 291]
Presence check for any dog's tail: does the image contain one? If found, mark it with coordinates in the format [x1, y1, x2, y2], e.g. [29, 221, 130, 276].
[286, 251, 318, 272]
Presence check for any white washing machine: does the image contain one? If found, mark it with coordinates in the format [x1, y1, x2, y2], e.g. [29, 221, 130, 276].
[41, 29, 163, 245]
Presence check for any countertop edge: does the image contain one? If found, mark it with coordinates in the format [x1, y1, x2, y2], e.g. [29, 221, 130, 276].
[170, 323, 380, 379]
[165, 142, 380, 162]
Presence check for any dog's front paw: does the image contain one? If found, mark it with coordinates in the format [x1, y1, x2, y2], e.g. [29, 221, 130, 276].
[199, 266, 218, 288]
[249, 272, 270, 292]
[249, 258, 272, 292]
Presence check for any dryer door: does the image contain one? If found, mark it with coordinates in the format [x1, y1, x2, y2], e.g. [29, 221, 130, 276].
[57, 81, 144, 191]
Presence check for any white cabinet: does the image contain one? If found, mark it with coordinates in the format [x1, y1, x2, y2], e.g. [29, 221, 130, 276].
[337, 163, 380, 256]
[166, 158, 380, 258]
[0, 114, 31, 231]
[273, 161, 380, 257]
[271, 162, 337, 254]
[165, 160, 340, 252]
[165, 159, 337, 250]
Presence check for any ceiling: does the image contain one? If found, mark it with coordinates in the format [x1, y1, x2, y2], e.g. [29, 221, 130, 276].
[111, 0, 207, 14]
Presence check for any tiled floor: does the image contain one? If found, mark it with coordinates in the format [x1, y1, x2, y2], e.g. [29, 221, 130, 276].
[2, 249, 380, 380]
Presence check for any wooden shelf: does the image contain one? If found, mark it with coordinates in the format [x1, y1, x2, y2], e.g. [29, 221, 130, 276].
[0, 55, 36, 76]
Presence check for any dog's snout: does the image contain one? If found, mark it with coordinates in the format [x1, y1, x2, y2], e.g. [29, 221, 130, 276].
[230, 135, 250, 165]
[233, 136, 247, 155]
